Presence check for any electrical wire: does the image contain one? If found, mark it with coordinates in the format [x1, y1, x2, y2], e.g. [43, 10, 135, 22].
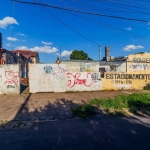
[12, 0, 150, 23]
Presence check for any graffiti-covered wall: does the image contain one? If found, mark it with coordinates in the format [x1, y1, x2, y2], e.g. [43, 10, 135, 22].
[127, 53, 150, 73]
[0, 64, 20, 95]
[66, 72, 101, 91]
[29, 64, 67, 93]
[29, 63, 102, 93]
[102, 53, 150, 90]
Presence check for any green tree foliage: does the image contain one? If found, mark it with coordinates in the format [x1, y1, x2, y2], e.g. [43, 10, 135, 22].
[114, 56, 126, 60]
[135, 52, 145, 54]
[70, 50, 93, 60]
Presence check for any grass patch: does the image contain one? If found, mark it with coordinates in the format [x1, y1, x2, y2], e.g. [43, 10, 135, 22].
[89, 93, 150, 116]
[71, 93, 150, 118]
[89, 95, 128, 110]
[71, 104, 97, 118]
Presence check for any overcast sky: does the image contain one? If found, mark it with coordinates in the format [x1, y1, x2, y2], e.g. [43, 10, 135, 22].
[0, 0, 150, 62]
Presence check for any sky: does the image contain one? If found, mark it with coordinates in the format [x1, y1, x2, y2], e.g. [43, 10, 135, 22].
[0, 0, 150, 63]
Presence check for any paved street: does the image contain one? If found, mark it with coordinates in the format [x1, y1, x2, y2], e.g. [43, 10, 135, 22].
[0, 90, 150, 149]
[0, 115, 150, 150]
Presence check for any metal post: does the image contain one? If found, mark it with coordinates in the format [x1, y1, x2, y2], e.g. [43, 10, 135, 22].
[60, 46, 61, 61]
[100, 45, 101, 61]
[99, 45, 101, 65]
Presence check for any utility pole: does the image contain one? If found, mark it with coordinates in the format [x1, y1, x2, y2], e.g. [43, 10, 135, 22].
[60, 46, 61, 61]
[0, 33, 2, 48]
[99, 45, 101, 65]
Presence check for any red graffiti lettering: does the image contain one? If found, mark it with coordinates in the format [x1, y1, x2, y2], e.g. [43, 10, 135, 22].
[4, 70, 19, 84]
[67, 73, 93, 88]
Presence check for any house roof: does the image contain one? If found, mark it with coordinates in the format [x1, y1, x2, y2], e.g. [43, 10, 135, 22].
[11, 50, 38, 58]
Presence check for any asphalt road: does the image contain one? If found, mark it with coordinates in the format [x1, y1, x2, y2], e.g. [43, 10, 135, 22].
[0, 115, 150, 150]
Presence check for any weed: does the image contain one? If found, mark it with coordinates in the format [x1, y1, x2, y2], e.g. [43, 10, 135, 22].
[17, 121, 22, 128]
[89, 93, 150, 115]
[71, 104, 97, 118]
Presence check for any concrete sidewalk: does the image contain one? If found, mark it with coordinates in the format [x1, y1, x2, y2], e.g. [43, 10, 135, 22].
[0, 89, 143, 129]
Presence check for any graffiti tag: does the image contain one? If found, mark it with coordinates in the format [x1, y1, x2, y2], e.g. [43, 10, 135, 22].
[7, 85, 15, 88]
[4, 70, 19, 84]
[51, 66, 66, 80]
[128, 63, 149, 70]
[91, 73, 101, 83]
[67, 72, 93, 88]
[43, 66, 52, 74]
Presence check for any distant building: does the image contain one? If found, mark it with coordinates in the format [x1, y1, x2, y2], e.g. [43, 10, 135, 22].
[0, 48, 32, 78]
[0, 48, 18, 65]
[11, 50, 40, 63]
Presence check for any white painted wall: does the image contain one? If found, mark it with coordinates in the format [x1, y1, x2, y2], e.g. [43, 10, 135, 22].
[66, 72, 101, 91]
[0, 64, 20, 95]
[29, 64, 67, 93]
[29, 64, 102, 93]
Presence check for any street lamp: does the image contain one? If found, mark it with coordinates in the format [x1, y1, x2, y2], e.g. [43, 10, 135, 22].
[56, 57, 61, 65]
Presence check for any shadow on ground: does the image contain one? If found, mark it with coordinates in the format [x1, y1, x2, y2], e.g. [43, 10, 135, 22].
[0, 109, 150, 150]
[0, 91, 150, 150]
[20, 84, 28, 94]
[0, 93, 81, 129]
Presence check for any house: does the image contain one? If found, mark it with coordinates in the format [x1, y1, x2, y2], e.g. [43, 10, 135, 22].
[11, 50, 40, 63]
[0, 48, 18, 65]
[0, 48, 31, 78]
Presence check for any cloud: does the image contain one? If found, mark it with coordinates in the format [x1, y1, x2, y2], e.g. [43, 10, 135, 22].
[42, 41, 53, 45]
[19, 33, 25, 36]
[16, 45, 58, 53]
[123, 45, 144, 51]
[125, 27, 132, 30]
[57, 50, 72, 57]
[147, 22, 150, 25]
[7, 37, 19, 41]
[0, 16, 19, 29]
[16, 46, 28, 50]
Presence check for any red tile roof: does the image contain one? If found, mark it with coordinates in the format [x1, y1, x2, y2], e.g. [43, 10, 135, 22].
[11, 50, 38, 58]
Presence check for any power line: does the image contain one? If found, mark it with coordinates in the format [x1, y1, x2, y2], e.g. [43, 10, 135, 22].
[58, 0, 150, 40]
[12, 0, 150, 23]
[41, 6, 99, 45]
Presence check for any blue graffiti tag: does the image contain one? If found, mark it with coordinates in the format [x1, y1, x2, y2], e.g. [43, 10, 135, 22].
[43, 66, 53, 74]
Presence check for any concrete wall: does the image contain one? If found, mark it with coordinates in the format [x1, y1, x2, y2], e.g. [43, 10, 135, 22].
[29, 63, 102, 93]
[99, 61, 126, 73]
[101, 72, 150, 90]
[67, 72, 101, 91]
[29, 53, 150, 92]
[61, 61, 99, 72]
[0, 64, 20, 95]
[102, 53, 150, 90]
[29, 64, 67, 93]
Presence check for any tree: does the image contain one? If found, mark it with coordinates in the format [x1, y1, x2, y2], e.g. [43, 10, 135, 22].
[114, 56, 126, 60]
[70, 50, 93, 60]
[135, 52, 145, 54]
